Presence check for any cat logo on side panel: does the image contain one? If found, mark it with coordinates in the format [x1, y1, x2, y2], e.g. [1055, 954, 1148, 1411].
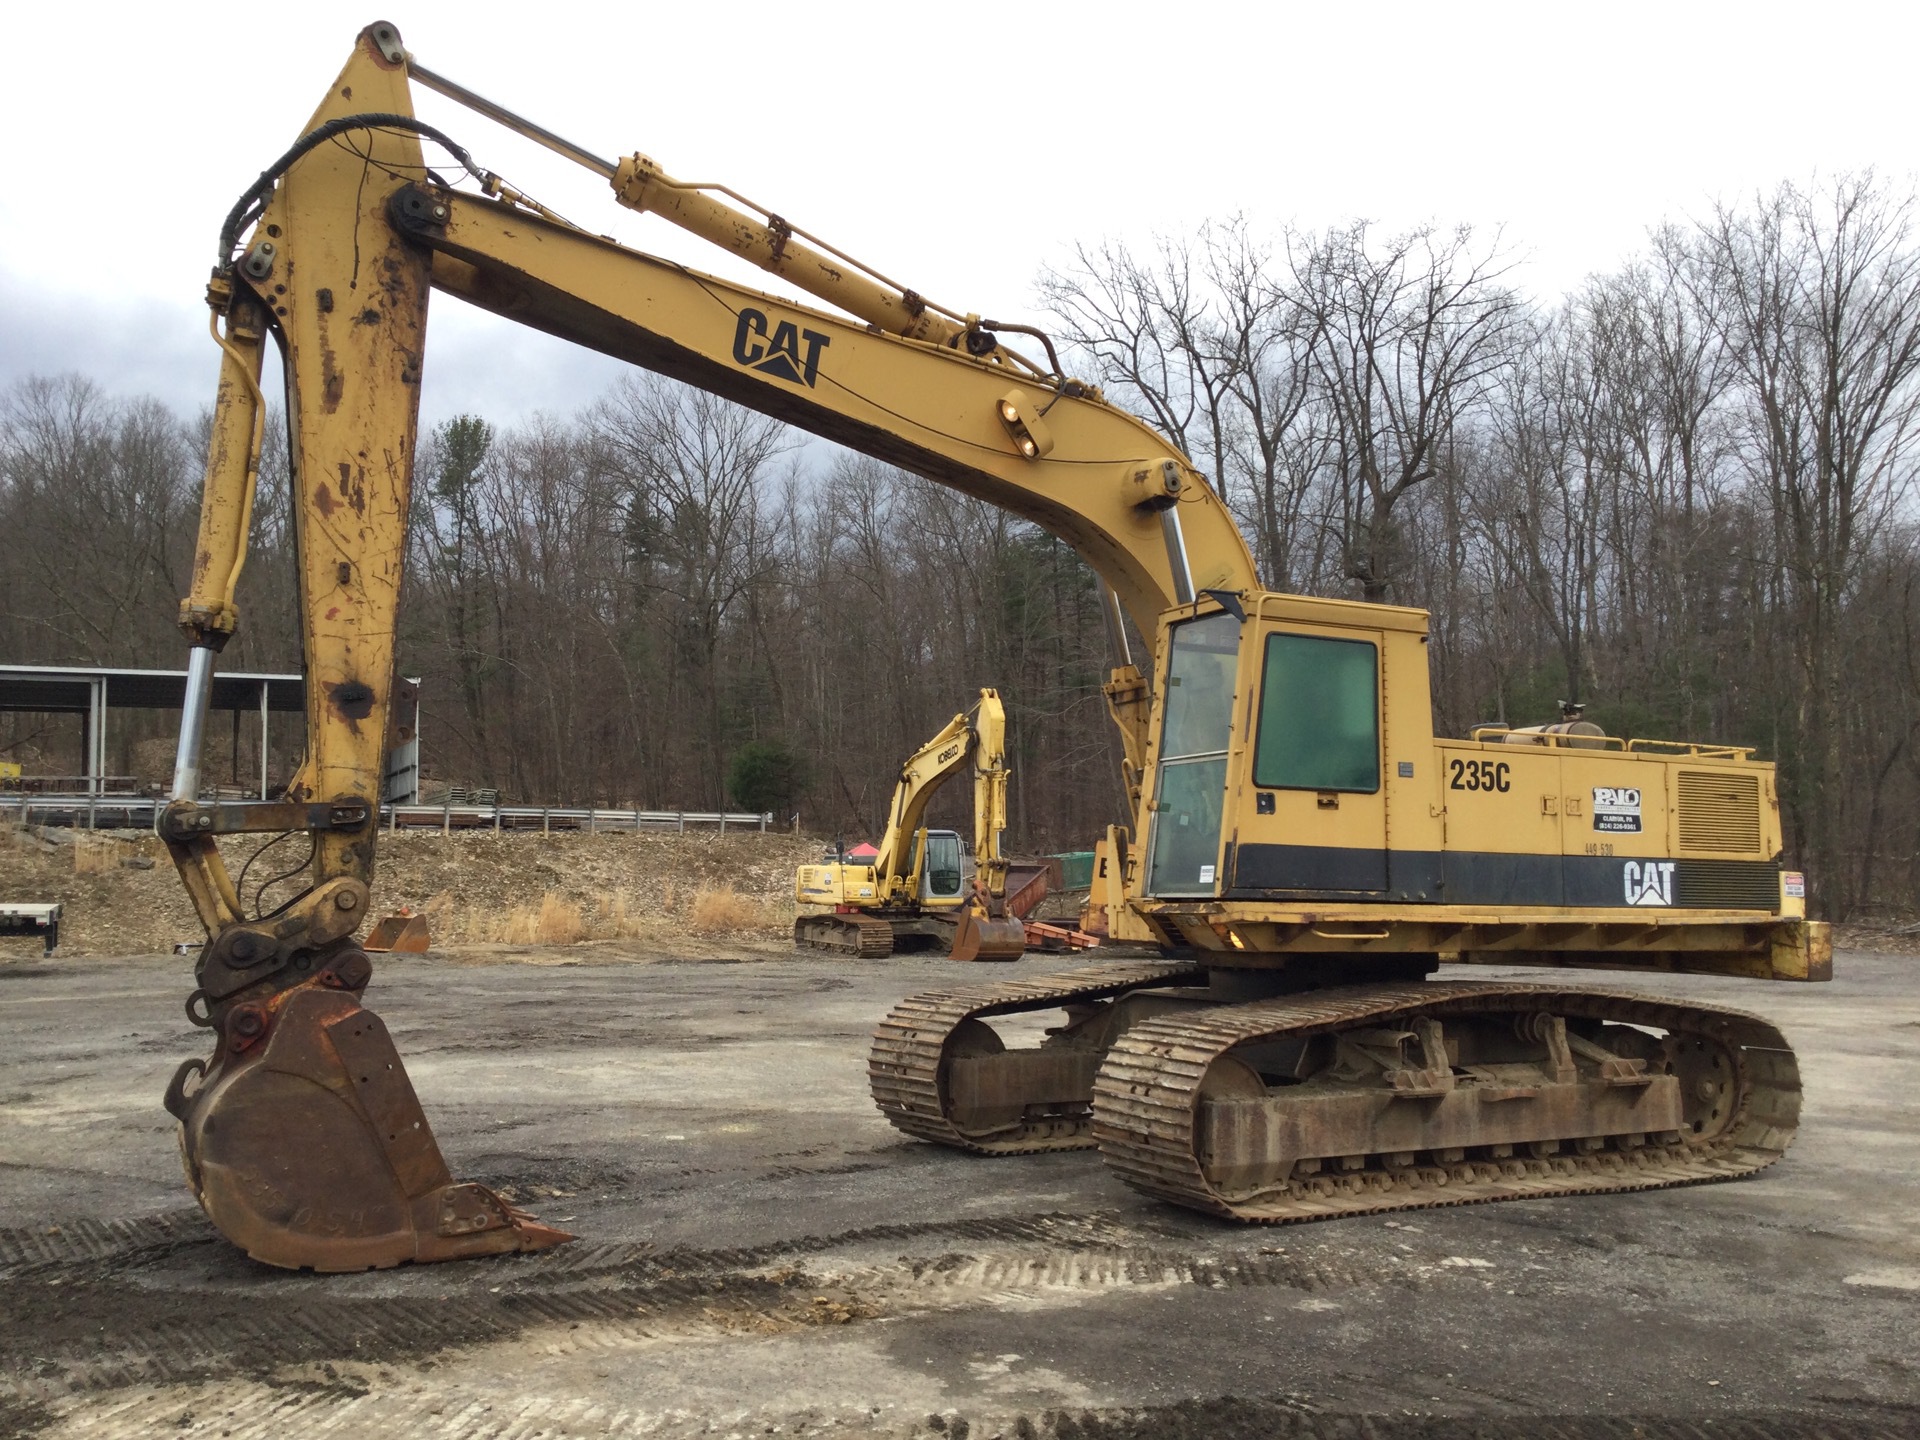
[1624, 860, 1675, 906]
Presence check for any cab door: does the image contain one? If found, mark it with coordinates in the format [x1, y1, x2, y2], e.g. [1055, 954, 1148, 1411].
[1230, 625, 1388, 895]
[1144, 613, 1240, 897]
[917, 831, 965, 904]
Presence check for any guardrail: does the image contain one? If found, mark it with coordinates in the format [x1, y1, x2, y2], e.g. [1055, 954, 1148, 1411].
[1, 795, 155, 830]
[384, 804, 773, 834]
[0, 775, 139, 795]
[0, 795, 774, 835]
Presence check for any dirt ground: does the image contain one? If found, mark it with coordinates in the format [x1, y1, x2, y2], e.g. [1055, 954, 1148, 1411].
[0, 827, 818, 956]
[0, 935, 1916, 1439]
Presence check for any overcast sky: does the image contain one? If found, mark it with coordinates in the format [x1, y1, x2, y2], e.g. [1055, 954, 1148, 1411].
[5, 0, 1917, 431]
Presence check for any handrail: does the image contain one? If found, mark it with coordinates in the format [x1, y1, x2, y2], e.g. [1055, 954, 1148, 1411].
[1464, 727, 1757, 759]
[1466, 726, 1627, 751]
[1623, 739, 1757, 759]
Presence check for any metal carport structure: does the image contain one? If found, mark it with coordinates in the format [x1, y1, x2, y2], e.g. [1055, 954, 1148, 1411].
[0, 666, 418, 801]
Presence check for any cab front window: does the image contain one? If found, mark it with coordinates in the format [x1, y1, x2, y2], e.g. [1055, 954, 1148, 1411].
[923, 832, 963, 898]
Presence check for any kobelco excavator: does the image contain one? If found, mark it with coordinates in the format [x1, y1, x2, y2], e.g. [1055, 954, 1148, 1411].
[160, 21, 1828, 1270]
[794, 689, 1029, 962]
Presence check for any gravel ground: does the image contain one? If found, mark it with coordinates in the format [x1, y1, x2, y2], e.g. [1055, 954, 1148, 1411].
[0, 943, 1915, 1439]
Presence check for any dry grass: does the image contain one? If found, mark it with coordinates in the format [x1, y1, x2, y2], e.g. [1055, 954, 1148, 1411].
[483, 892, 588, 946]
[600, 887, 635, 934]
[585, 887, 652, 939]
[463, 886, 684, 945]
[1, 827, 820, 957]
[688, 885, 773, 935]
[72, 836, 124, 874]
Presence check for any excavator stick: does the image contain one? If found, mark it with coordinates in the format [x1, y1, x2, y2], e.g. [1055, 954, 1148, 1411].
[165, 948, 570, 1270]
[161, 24, 570, 1268]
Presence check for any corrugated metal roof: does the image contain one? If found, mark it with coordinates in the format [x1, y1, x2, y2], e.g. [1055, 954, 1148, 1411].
[0, 665, 304, 713]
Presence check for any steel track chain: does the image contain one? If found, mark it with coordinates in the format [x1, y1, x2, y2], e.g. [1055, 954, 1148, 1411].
[1091, 980, 1801, 1223]
[869, 960, 1201, 1154]
[795, 915, 895, 958]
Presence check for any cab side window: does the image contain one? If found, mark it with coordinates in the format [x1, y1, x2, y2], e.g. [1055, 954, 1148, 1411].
[1253, 634, 1380, 792]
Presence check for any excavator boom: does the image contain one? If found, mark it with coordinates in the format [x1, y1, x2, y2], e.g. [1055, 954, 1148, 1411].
[949, 692, 1027, 962]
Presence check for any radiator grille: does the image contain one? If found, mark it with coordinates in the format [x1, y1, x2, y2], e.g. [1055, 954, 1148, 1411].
[1675, 860, 1780, 910]
[1676, 770, 1763, 854]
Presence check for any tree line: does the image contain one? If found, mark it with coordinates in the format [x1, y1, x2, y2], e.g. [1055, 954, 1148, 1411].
[2, 174, 1917, 916]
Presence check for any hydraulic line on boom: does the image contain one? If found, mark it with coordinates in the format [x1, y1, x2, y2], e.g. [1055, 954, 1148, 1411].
[161, 21, 1828, 1272]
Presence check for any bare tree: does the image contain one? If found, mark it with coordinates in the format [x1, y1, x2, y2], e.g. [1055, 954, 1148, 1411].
[592, 377, 793, 800]
[1687, 175, 1920, 907]
[1291, 222, 1523, 603]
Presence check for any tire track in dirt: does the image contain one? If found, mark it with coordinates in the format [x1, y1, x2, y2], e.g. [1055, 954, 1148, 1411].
[2, 1207, 1411, 1410]
[19, 1386, 1920, 1440]
[0, 1209, 1155, 1285]
[0, 1212, 213, 1275]
[16, 1209, 1905, 1440]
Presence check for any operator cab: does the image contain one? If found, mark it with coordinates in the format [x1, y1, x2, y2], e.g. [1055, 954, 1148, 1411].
[1139, 593, 1782, 914]
[905, 828, 966, 902]
[1143, 597, 1403, 901]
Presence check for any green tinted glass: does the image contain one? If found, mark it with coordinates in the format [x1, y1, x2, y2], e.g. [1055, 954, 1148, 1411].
[1145, 757, 1228, 895]
[1253, 634, 1379, 791]
[1144, 614, 1240, 897]
[1159, 614, 1240, 759]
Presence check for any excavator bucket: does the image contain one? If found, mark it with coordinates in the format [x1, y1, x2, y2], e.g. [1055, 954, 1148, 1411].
[949, 905, 1027, 962]
[169, 977, 571, 1271]
[364, 911, 431, 953]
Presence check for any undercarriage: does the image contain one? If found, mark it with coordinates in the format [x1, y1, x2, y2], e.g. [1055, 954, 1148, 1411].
[869, 962, 1799, 1222]
[795, 908, 1027, 962]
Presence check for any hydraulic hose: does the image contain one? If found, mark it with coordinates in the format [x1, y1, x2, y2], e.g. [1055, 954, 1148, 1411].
[217, 113, 478, 264]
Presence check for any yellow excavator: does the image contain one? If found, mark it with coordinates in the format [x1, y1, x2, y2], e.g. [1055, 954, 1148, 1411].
[794, 690, 1029, 961]
[159, 21, 1828, 1270]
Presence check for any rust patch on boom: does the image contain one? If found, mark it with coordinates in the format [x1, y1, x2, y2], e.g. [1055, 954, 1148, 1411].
[337, 462, 367, 514]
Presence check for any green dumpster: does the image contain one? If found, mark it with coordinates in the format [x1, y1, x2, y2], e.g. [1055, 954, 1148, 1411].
[1051, 851, 1095, 890]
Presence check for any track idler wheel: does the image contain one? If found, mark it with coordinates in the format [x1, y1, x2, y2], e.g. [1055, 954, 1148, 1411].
[168, 966, 571, 1271]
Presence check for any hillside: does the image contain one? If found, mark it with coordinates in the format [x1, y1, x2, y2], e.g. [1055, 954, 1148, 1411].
[0, 826, 817, 958]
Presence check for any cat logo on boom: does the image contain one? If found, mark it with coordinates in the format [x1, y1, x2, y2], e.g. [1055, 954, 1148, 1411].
[733, 307, 830, 386]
